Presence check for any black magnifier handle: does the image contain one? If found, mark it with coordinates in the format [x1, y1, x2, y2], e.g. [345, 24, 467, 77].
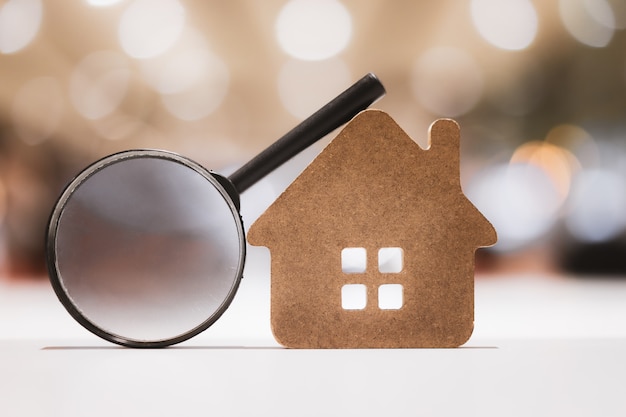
[228, 73, 385, 194]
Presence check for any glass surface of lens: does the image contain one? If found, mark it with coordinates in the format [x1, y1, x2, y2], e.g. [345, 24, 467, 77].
[48, 151, 244, 346]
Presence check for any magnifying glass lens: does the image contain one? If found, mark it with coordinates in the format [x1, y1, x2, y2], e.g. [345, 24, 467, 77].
[50, 153, 244, 345]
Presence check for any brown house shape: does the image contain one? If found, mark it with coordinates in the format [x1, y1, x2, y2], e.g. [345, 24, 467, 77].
[248, 110, 497, 348]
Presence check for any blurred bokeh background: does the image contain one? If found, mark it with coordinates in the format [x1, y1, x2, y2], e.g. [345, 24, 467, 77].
[1, 0, 626, 279]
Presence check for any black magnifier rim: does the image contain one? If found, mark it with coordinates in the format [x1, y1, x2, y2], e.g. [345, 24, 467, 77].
[46, 149, 246, 348]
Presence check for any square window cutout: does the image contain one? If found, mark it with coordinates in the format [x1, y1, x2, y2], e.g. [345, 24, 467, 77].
[378, 284, 403, 310]
[342, 247, 366, 273]
[378, 247, 403, 273]
[342, 284, 367, 310]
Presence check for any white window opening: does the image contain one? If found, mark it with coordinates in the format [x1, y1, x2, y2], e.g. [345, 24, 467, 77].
[378, 247, 403, 273]
[341, 247, 367, 273]
[378, 284, 403, 310]
[341, 284, 367, 310]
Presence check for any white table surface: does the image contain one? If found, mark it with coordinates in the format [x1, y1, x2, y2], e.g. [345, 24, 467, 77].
[2, 248, 626, 416]
[2, 337, 625, 417]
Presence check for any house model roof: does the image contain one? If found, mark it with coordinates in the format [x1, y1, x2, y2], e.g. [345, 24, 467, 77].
[248, 109, 497, 348]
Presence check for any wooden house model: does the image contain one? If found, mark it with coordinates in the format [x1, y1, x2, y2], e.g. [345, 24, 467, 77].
[248, 110, 497, 348]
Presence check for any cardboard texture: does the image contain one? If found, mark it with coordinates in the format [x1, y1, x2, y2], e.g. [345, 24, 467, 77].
[247, 110, 497, 348]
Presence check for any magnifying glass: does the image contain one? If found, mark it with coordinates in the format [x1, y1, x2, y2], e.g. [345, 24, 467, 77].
[46, 73, 385, 347]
